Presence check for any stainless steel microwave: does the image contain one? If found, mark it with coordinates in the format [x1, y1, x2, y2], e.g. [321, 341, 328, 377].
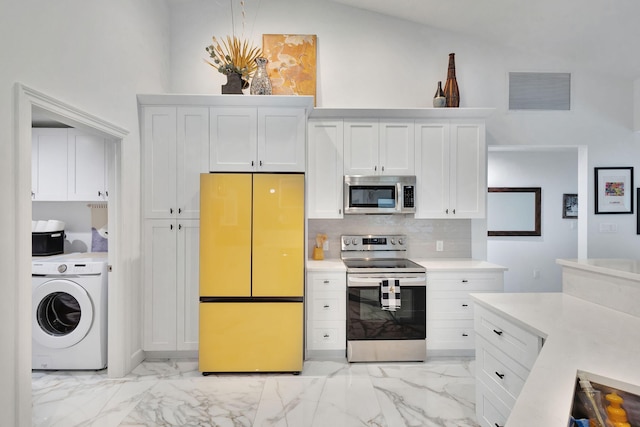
[344, 175, 416, 214]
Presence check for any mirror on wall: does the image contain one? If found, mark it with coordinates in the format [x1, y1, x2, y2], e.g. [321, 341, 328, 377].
[487, 187, 542, 236]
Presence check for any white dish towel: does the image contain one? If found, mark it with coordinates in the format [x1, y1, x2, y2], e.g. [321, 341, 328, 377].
[380, 279, 401, 311]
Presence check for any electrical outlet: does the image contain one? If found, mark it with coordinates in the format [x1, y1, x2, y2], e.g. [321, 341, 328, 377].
[323, 240, 329, 251]
[436, 240, 444, 252]
[533, 269, 540, 279]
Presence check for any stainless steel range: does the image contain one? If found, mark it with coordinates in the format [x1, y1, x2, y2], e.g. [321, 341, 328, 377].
[342, 234, 426, 362]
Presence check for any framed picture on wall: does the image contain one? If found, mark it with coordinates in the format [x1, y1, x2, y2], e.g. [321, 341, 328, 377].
[594, 167, 634, 214]
[562, 193, 578, 218]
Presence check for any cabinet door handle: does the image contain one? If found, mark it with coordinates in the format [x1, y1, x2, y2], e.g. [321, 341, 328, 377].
[461, 304, 469, 307]
[453, 209, 456, 214]
[374, 165, 377, 172]
[323, 334, 330, 338]
[494, 371, 505, 379]
[178, 224, 182, 230]
[339, 208, 342, 214]
[98, 191, 103, 197]
[31, 191, 35, 199]
[323, 280, 330, 284]
[495, 424, 504, 427]
[381, 166, 385, 172]
[493, 329, 503, 336]
[170, 224, 173, 230]
[323, 304, 330, 309]
[462, 333, 468, 337]
[106, 191, 108, 197]
[178, 208, 182, 214]
[445, 208, 449, 214]
[461, 279, 468, 283]
[170, 208, 173, 214]
[251, 160, 254, 166]
[259, 160, 263, 166]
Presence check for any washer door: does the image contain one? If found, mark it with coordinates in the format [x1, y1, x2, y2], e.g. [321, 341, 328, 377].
[33, 279, 94, 349]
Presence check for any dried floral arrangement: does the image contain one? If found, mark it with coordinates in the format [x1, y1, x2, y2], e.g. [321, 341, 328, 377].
[204, 1, 263, 82]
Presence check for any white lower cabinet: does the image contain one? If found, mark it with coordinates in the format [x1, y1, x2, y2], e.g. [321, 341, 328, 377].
[143, 219, 199, 352]
[474, 304, 543, 427]
[306, 271, 346, 356]
[427, 270, 503, 353]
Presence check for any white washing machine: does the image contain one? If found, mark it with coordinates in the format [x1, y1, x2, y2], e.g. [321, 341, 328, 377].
[32, 253, 108, 370]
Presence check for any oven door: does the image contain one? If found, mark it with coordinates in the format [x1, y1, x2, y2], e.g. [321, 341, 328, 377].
[347, 275, 426, 341]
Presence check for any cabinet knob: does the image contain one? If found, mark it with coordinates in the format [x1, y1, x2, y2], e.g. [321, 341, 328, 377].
[494, 371, 505, 379]
[493, 329, 503, 336]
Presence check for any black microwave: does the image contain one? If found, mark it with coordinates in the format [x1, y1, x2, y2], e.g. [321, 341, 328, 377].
[344, 175, 416, 214]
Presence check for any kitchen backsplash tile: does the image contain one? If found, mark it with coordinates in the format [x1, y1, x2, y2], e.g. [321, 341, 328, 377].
[308, 217, 471, 259]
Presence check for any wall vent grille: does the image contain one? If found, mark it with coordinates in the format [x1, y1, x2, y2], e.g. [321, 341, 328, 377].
[509, 72, 571, 110]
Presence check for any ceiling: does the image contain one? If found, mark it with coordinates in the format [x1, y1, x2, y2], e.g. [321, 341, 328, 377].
[328, 0, 640, 81]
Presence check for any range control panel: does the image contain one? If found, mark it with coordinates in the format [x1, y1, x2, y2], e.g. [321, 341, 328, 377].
[341, 234, 407, 251]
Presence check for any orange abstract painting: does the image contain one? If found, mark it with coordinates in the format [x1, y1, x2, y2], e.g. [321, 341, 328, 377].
[262, 34, 317, 104]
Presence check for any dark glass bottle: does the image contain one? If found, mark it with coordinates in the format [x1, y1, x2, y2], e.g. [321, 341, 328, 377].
[443, 53, 460, 108]
[433, 81, 446, 107]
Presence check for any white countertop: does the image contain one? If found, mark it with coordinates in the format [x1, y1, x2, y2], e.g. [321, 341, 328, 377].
[557, 258, 640, 281]
[472, 292, 640, 426]
[307, 258, 507, 272]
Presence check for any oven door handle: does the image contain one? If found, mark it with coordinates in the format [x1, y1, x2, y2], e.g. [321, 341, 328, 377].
[348, 277, 426, 287]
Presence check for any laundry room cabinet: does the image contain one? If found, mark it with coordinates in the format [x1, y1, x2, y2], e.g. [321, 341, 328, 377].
[209, 105, 307, 172]
[32, 128, 110, 201]
[143, 219, 200, 351]
[343, 120, 415, 176]
[415, 120, 486, 219]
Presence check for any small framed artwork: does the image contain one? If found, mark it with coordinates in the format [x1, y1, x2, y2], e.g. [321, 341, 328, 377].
[562, 193, 578, 218]
[594, 167, 634, 214]
[637, 188, 640, 234]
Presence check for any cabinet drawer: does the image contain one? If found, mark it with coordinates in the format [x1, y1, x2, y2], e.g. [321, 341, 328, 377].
[309, 291, 346, 321]
[307, 321, 346, 350]
[427, 292, 474, 319]
[474, 304, 542, 370]
[310, 273, 346, 292]
[476, 335, 530, 407]
[428, 272, 504, 292]
[475, 378, 510, 427]
[427, 319, 475, 350]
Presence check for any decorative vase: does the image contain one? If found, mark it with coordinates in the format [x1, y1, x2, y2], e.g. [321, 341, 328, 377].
[443, 53, 460, 107]
[250, 57, 272, 95]
[433, 81, 446, 108]
[222, 72, 245, 94]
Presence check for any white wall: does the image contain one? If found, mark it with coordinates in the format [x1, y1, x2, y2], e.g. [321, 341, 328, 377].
[0, 2, 170, 424]
[487, 150, 579, 292]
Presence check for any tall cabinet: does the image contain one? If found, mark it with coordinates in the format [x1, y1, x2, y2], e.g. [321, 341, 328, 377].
[140, 100, 209, 352]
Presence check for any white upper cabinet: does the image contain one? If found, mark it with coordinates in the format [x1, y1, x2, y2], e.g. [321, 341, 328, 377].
[415, 119, 486, 219]
[32, 128, 109, 202]
[142, 106, 209, 219]
[210, 106, 306, 172]
[67, 129, 108, 201]
[32, 128, 68, 201]
[307, 120, 344, 218]
[344, 120, 414, 175]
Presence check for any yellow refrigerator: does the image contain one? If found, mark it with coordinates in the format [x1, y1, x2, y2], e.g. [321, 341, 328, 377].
[199, 173, 304, 373]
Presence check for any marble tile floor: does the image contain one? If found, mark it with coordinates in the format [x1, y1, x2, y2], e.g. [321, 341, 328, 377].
[32, 357, 479, 427]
